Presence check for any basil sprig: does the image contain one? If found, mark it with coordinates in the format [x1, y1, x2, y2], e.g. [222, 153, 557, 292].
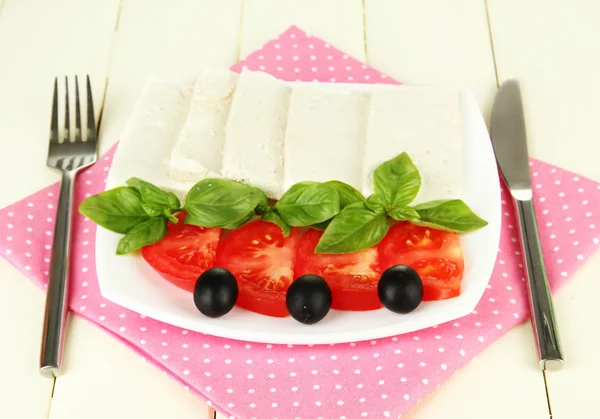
[314, 152, 488, 253]
[80, 151, 488, 256]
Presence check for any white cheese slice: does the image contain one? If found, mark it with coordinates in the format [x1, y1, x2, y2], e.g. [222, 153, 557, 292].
[222, 69, 290, 199]
[363, 85, 463, 204]
[283, 84, 369, 191]
[168, 67, 238, 181]
[108, 74, 195, 203]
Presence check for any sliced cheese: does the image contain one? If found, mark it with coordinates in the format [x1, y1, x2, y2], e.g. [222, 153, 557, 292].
[363, 85, 463, 204]
[168, 67, 238, 181]
[283, 83, 369, 191]
[109, 74, 195, 203]
[222, 69, 290, 199]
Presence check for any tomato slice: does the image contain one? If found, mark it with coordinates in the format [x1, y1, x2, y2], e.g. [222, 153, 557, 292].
[378, 222, 464, 301]
[294, 228, 382, 311]
[215, 220, 299, 317]
[141, 212, 221, 292]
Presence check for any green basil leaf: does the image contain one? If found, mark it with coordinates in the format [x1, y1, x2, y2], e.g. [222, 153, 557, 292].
[126, 177, 180, 209]
[79, 187, 149, 234]
[314, 202, 389, 254]
[141, 203, 165, 217]
[219, 211, 256, 230]
[116, 217, 167, 255]
[262, 209, 292, 237]
[388, 206, 420, 221]
[275, 181, 340, 226]
[365, 194, 389, 214]
[184, 179, 264, 227]
[323, 180, 365, 209]
[412, 199, 488, 232]
[373, 152, 421, 209]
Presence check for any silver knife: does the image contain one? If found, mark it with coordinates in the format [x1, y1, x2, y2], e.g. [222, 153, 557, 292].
[491, 79, 564, 370]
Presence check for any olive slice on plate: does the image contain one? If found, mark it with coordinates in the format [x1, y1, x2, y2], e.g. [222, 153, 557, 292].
[286, 274, 332, 324]
[193, 267, 238, 318]
[377, 265, 423, 314]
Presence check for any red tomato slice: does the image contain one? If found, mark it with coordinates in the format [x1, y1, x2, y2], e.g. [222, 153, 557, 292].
[294, 228, 382, 311]
[141, 212, 221, 292]
[215, 220, 300, 318]
[378, 222, 464, 301]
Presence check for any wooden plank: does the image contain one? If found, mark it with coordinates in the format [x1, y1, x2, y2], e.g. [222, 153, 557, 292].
[364, 1, 550, 418]
[488, 0, 600, 181]
[240, 0, 365, 61]
[0, 0, 120, 417]
[49, 1, 241, 418]
[365, 0, 498, 121]
[488, 1, 600, 416]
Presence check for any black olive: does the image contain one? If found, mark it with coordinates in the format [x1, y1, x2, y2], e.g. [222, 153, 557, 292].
[377, 265, 423, 314]
[193, 267, 238, 318]
[286, 274, 332, 324]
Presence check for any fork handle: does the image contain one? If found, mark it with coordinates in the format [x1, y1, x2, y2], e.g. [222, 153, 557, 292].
[40, 171, 75, 378]
[514, 198, 564, 370]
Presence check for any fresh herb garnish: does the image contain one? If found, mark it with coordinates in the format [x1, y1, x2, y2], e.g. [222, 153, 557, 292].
[79, 152, 488, 255]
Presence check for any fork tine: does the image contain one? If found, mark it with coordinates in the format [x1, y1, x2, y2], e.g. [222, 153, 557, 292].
[74, 75, 82, 142]
[86, 75, 96, 142]
[63, 76, 70, 143]
[49, 78, 59, 144]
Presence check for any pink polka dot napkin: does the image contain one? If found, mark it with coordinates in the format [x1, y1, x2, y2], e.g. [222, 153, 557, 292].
[2, 26, 599, 419]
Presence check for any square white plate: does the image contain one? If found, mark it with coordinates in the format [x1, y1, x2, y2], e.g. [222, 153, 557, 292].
[96, 78, 501, 345]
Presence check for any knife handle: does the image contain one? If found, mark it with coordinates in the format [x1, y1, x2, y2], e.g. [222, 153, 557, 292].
[514, 198, 564, 370]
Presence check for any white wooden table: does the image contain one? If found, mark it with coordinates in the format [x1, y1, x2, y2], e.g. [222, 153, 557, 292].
[1, 1, 599, 418]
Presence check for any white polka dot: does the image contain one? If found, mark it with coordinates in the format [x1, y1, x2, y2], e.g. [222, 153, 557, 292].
[404, 394, 410, 401]
[183, 356, 189, 361]
[456, 334, 463, 339]
[161, 354, 168, 360]
[316, 401, 322, 406]
[289, 358, 295, 363]
[5, 249, 11, 255]
[419, 361, 426, 366]
[400, 377, 407, 383]
[6, 223, 13, 229]
[25, 266, 31, 271]
[290, 372, 296, 377]
[441, 363, 448, 370]
[333, 369, 340, 374]
[355, 369, 361, 374]
[478, 336, 484, 342]
[246, 359, 252, 364]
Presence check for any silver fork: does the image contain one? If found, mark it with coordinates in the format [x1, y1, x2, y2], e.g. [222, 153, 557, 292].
[40, 76, 98, 378]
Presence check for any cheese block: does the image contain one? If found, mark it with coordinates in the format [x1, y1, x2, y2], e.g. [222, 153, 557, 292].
[363, 85, 463, 204]
[283, 83, 369, 191]
[168, 67, 238, 181]
[222, 69, 290, 198]
[109, 74, 195, 203]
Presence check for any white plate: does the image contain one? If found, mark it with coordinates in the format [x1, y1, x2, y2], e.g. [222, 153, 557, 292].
[96, 79, 501, 345]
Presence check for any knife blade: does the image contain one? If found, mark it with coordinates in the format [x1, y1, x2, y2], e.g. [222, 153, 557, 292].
[491, 79, 564, 370]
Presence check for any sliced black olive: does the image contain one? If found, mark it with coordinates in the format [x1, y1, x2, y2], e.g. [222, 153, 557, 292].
[193, 267, 238, 318]
[377, 264, 423, 314]
[286, 274, 332, 324]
